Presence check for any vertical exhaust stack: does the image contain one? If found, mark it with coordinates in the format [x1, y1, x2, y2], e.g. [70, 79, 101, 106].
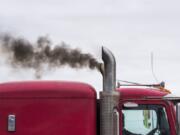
[100, 47, 120, 135]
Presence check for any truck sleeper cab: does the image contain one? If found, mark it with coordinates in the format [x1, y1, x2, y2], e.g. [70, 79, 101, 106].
[0, 81, 178, 135]
[0, 81, 96, 135]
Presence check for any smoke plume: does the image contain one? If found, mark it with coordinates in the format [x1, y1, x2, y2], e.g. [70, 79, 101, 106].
[0, 34, 101, 79]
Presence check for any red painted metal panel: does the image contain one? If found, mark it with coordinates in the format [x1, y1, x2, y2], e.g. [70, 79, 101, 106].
[0, 81, 96, 135]
[117, 87, 168, 99]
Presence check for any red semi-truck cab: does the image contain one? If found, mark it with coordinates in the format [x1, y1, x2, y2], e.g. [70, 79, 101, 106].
[0, 47, 179, 135]
[118, 87, 178, 135]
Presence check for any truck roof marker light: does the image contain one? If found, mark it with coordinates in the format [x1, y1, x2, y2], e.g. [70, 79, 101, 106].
[123, 102, 138, 108]
[153, 81, 171, 94]
[158, 86, 171, 94]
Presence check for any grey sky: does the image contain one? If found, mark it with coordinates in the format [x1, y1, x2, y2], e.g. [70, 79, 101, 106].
[0, 0, 180, 95]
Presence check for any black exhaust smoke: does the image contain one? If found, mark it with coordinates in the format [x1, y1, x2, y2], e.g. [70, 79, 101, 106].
[0, 34, 102, 78]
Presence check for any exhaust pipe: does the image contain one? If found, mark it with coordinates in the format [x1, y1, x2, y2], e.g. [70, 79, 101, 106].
[100, 47, 120, 135]
[102, 47, 116, 92]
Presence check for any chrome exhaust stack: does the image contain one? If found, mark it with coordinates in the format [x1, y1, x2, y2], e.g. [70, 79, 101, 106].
[100, 47, 120, 135]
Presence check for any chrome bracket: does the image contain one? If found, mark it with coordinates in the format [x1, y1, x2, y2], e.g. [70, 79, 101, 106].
[8, 115, 16, 132]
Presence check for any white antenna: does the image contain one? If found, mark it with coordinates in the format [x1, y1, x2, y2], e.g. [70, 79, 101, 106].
[151, 52, 158, 83]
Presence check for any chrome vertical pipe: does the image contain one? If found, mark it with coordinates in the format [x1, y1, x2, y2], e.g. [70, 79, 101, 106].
[100, 47, 120, 135]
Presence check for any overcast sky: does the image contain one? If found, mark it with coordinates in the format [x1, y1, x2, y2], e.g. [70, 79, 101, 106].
[0, 0, 180, 95]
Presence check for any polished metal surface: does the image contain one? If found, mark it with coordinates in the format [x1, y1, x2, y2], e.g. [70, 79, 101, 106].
[100, 47, 120, 135]
[8, 115, 16, 132]
[102, 47, 116, 92]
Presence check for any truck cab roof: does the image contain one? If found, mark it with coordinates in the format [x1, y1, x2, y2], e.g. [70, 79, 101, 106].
[117, 87, 169, 99]
[0, 81, 96, 98]
[0, 81, 173, 100]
